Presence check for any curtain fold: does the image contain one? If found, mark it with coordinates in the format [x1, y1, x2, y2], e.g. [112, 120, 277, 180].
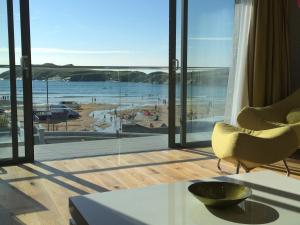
[247, 0, 291, 107]
[225, 0, 253, 125]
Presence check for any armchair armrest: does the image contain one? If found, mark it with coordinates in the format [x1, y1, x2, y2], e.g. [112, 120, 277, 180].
[237, 107, 281, 130]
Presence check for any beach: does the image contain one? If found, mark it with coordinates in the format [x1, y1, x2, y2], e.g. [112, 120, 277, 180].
[38, 103, 170, 132]
[37, 99, 224, 133]
[38, 103, 116, 132]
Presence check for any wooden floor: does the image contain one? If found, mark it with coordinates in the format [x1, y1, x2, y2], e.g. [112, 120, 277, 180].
[1, 148, 300, 225]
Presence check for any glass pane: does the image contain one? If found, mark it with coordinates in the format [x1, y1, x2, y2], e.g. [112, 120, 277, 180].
[29, 0, 169, 161]
[175, 0, 182, 144]
[0, 0, 13, 160]
[186, 0, 234, 143]
[13, 0, 25, 157]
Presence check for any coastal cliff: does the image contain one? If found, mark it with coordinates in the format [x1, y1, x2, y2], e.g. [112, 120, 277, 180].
[0, 64, 229, 85]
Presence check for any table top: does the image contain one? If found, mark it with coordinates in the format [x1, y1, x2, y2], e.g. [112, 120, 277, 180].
[69, 171, 300, 225]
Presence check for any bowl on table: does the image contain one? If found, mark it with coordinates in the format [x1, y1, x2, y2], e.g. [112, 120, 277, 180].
[188, 181, 252, 208]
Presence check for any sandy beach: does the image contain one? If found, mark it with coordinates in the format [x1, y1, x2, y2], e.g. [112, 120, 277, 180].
[39, 103, 170, 132]
[38, 100, 224, 133]
[115, 105, 169, 128]
[39, 103, 117, 132]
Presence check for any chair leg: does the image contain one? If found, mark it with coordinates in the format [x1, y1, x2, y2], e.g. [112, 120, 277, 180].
[236, 161, 241, 174]
[217, 159, 222, 171]
[283, 160, 290, 176]
[217, 159, 243, 174]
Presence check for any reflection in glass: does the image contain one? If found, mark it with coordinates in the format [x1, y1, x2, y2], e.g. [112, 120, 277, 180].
[186, 0, 234, 142]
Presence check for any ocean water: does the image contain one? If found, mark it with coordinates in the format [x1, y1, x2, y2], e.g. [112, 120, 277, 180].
[0, 79, 227, 107]
[0, 67, 227, 107]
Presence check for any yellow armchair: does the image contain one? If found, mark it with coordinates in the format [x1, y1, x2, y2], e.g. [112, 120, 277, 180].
[212, 122, 298, 175]
[212, 89, 300, 175]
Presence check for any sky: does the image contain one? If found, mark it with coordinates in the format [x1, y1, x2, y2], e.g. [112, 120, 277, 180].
[0, 0, 234, 67]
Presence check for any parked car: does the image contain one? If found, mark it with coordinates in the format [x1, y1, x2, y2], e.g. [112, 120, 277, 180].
[50, 105, 80, 119]
[59, 101, 81, 110]
[34, 108, 80, 121]
[33, 111, 51, 121]
[0, 108, 5, 114]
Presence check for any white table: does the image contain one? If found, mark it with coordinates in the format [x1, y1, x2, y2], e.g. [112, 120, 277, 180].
[69, 171, 300, 225]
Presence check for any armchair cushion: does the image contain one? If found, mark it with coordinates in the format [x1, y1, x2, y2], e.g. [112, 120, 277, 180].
[237, 89, 300, 147]
[286, 107, 300, 124]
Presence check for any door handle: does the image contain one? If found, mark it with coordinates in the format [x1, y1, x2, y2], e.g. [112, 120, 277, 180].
[20, 56, 30, 79]
[20, 56, 29, 70]
[172, 59, 180, 72]
[175, 59, 180, 70]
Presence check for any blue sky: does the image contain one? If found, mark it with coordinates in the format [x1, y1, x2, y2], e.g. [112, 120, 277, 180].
[0, 0, 234, 67]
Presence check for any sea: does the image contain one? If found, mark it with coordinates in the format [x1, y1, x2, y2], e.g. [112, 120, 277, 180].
[0, 68, 227, 108]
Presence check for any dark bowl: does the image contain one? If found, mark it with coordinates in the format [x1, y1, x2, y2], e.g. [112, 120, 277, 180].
[188, 181, 252, 208]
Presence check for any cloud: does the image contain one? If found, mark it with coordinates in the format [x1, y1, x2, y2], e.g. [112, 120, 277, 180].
[0, 47, 134, 55]
[189, 37, 232, 41]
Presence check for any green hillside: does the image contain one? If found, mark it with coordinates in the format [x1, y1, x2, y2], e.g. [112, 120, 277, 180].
[0, 64, 229, 85]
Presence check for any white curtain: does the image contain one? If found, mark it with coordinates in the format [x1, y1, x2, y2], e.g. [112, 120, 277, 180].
[224, 0, 253, 125]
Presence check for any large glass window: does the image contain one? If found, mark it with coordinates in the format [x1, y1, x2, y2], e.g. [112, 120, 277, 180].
[29, 0, 169, 160]
[1, 0, 236, 161]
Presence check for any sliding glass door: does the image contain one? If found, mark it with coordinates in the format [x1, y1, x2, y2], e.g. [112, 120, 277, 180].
[1, 0, 234, 163]
[170, 0, 234, 147]
[0, 0, 33, 165]
[27, 0, 169, 161]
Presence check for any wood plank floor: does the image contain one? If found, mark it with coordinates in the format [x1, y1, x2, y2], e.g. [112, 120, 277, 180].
[1, 148, 300, 225]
